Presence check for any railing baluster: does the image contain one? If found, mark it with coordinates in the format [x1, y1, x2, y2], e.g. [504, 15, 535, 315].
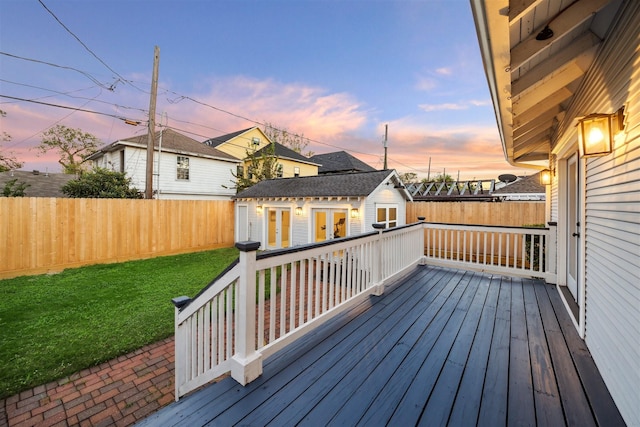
[258, 270, 265, 348]
[290, 261, 297, 331]
[269, 266, 276, 343]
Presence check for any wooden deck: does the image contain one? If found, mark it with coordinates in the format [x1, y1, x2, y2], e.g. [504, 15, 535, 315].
[137, 265, 625, 427]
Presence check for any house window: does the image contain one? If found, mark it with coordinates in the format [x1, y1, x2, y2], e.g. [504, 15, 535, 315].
[177, 156, 189, 180]
[376, 205, 398, 228]
[119, 150, 125, 173]
[252, 137, 260, 146]
[277, 164, 283, 178]
[237, 165, 244, 178]
[294, 167, 300, 177]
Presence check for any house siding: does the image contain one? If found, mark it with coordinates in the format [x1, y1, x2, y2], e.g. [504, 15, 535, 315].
[276, 158, 318, 178]
[96, 147, 237, 200]
[551, 3, 640, 425]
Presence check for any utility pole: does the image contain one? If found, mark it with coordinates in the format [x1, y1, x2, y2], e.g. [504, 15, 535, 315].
[145, 46, 160, 199]
[427, 157, 431, 181]
[383, 124, 388, 170]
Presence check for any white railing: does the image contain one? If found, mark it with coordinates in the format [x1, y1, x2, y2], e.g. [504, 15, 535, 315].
[172, 223, 425, 399]
[172, 221, 556, 399]
[422, 222, 557, 283]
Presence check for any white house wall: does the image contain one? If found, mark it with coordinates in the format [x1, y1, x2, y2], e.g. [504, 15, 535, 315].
[365, 185, 409, 229]
[551, 3, 640, 424]
[96, 147, 237, 200]
[237, 199, 367, 249]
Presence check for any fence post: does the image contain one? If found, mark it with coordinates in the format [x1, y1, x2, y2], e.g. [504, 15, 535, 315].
[171, 295, 191, 401]
[546, 222, 557, 284]
[372, 223, 386, 296]
[231, 241, 263, 385]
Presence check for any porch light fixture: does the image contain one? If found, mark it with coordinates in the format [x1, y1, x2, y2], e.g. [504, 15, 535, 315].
[256, 205, 263, 215]
[578, 108, 624, 157]
[540, 169, 551, 185]
[295, 207, 302, 216]
[351, 208, 359, 219]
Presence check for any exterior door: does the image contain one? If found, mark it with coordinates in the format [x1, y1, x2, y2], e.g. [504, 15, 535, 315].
[267, 208, 290, 249]
[313, 209, 347, 242]
[567, 153, 581, 301]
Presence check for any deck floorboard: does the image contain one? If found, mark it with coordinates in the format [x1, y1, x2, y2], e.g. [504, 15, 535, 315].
[137, 265, 623, 427]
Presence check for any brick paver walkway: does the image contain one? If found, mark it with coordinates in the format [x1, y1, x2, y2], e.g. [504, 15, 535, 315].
[0, 337, 175, 427]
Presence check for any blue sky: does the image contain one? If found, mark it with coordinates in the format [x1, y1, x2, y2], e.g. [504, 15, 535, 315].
[0, 0, 530, 180]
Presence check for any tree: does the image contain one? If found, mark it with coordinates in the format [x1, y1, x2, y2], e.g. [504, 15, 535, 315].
[262, 122, 314, 157]
[399, 172, 418, 184]
[2, 179, 30, 197]
[62, 168, 142, 198]
[0, 110, 24, 172]
[228, 143, 280, 192]
[37, 125, 100, 174]
[425, 173, 454, 183]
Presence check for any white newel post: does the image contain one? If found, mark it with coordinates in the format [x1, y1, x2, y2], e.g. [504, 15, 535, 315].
[171, 295, 191, 401]
[372, 223, 386, 296]
[418, 217, 428, 265]
[231, 241, 263, 385]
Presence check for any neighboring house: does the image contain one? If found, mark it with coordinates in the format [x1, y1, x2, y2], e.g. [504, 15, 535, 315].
[0, 170, 75, 197]
[471, 1, 639, 425]
[87, 129, 240, 200]
[309, 151, 377, 174]
[491, 173, 545, 201]
[233, 170, 412, 249]
[204, 126, 320, 179]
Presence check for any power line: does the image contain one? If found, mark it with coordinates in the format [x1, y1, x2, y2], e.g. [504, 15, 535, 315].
[0, 51, 118, 90]
[0, 94, 144, 123]
[37, 0, 146, 93]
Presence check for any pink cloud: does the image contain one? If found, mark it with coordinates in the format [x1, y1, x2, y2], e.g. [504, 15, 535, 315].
[2, 75, 529, 181]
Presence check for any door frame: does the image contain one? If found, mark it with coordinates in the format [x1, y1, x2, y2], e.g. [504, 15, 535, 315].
[265, 207, 291, 250]
[557, 147, 587, 338]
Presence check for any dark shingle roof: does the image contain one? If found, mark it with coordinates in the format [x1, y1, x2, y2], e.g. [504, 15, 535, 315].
[235, 170, 398, 199]
[90, 129, 239, 162]
[0, 170, 76, 197]
[309, 151, 377, 174]
[202, 127, 255, 148]
[493, 173, 545, 194]
[256, 142, 319, 165]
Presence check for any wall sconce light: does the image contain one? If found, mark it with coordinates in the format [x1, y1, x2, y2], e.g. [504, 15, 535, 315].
[351, 208, 359, 219]
[540, 169, 551, 185]
[578, 108, 624, 157]
[295, 207, 302, 216]
[256, 205, 263, 215]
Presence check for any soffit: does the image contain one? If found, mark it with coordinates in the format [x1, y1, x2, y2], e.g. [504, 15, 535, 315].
[472, 0, 623, 167]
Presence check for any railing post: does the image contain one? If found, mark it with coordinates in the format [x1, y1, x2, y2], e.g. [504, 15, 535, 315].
[171, 295, 191, 401]
[547, 222, 557, 284]
[418, 217, 427, 265]
[231, 241, 263, 385]
[372, 223, 385, 296]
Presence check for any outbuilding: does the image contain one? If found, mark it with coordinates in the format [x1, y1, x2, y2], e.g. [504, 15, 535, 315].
[233, 170, 412, 249]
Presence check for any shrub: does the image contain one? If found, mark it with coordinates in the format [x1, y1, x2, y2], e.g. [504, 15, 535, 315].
[62, 168, 142, 198]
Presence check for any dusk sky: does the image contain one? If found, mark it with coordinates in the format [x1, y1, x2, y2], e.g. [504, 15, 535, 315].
[1, 0, 532, 181]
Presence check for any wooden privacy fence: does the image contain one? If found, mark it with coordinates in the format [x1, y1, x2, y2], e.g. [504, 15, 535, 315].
[406, 201, 545, 227]
[0, 198, 235, 279]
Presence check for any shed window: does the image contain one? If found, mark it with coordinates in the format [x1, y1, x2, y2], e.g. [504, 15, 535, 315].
[376, 205, 397, 228]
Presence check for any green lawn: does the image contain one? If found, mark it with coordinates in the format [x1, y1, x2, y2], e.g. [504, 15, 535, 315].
[0, 247, 239, 400]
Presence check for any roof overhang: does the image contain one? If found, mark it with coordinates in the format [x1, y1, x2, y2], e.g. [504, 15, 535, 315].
[470, 0, 623, 169]
[88, 140, 240, 164]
